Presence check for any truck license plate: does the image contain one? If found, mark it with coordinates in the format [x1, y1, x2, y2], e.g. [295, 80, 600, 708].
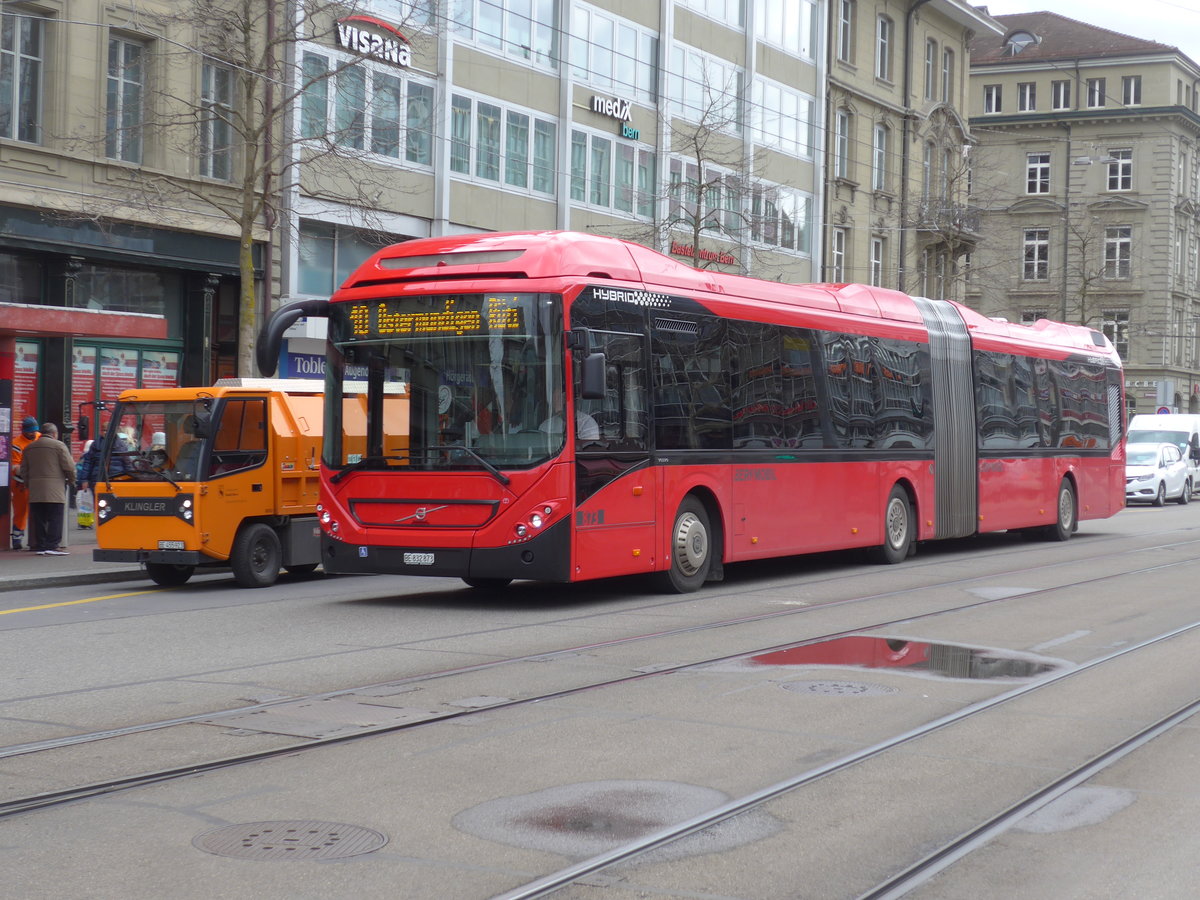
[403, 552, 435, 566]
[158, 540, 186, 550]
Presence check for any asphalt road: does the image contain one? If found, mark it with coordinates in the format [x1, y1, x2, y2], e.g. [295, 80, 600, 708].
[3, 502, 1200, 899]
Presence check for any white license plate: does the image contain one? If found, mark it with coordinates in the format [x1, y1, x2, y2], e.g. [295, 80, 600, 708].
[158, 540, 186, 550]
[403, 552, 435, 566]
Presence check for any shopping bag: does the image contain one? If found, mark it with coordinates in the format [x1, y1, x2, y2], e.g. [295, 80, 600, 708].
[76, 489, 94, 528]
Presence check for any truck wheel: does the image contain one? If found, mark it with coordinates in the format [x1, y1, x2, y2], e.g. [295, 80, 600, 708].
[231, 523, 282, 588]
[146, 563, 194, 587]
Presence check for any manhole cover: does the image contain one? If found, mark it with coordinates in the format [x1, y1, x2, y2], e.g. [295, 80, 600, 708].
[781, 680, 899, 696]
[193, 821, 387, 860]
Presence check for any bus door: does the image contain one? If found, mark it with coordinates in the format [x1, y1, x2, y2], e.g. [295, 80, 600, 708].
[572, 330, 657, 581]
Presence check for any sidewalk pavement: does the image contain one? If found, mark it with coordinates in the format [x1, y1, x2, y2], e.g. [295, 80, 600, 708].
[1, 520, 145, 592]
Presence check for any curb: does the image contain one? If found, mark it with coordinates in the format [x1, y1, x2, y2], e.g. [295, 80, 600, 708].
[3, 568, 147, 592]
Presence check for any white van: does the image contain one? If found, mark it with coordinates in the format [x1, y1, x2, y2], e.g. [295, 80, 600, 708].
[1127, 414, 1200, 494]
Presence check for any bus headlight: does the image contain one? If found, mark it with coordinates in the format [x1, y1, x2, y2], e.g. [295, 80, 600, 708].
[530, 513, 544, 529]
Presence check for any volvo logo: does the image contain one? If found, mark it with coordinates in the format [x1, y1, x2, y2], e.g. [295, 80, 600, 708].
[395, 504, 448, 524]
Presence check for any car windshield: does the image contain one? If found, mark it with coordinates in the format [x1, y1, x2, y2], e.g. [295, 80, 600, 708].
[99, 400, 212, 484]
[1126, 448, 1160, 466]
[1127, 429, 1187, 453]
[323, 292, 564, 473]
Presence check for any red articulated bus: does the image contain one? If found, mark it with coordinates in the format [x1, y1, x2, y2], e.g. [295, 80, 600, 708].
[258, 230, 1125, 593]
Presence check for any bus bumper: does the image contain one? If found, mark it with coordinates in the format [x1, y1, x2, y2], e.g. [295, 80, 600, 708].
[320, 517, 571, 582]
[93, 548, 205, 565]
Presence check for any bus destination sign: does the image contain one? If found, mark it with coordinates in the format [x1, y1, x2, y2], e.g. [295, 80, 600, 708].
[347, 296, 525, 339]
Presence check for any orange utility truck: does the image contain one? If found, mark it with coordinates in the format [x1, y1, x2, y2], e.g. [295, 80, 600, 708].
[90, 379, 326, 588]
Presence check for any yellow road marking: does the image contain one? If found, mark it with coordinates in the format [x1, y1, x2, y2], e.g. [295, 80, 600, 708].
[1, 590, 162, 615]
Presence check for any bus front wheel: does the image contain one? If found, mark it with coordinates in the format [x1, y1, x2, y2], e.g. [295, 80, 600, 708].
[231, 523, 282, 588]
[874, 486, 913, 564]
[146, 563, 194, 587]
[658, 496, 712, 593]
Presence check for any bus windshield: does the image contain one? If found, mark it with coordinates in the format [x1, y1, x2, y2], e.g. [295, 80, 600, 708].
[324, 292, 564, 473]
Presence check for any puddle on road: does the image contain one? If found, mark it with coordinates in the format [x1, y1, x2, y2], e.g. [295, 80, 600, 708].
[748, 635, 1066, 681]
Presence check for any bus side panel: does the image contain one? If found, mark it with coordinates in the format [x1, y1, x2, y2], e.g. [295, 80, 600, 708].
[976, 456, 1062, 533]
[655, 465, 729, 571]
[729, 459, 882, 560]
[572, 466, 659, 581]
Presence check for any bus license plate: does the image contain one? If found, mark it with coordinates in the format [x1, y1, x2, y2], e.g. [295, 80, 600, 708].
[158, 540, 186, 550]
[404, 552, 435, 566]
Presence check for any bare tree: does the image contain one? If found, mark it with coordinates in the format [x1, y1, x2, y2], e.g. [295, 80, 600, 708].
[59, 0, 426, 375]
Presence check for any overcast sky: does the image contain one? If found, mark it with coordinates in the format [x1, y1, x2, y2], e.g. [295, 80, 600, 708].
[979, 0, 1200, 67]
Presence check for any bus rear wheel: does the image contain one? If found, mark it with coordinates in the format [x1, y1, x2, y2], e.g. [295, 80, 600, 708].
[146, 563, 194, 587]
[874, 485, 913, 564]
[1041, 479, 1077, 540]
[658, 496, 712, 593]
[231, 523, 282, 588]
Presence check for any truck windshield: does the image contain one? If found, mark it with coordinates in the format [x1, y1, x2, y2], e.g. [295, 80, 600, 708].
[100, 400, 214, 484]
[323, 292, 564, 473]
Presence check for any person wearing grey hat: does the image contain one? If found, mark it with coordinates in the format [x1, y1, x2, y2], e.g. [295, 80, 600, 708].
[17, 423, 76, 556]
[10, 416, 41, 550]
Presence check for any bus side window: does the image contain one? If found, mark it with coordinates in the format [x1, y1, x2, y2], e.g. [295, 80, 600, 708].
[211, 398, 268, 476]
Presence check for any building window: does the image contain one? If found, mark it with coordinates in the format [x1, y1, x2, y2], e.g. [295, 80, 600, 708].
[1020, 309, 1048, 325]
[297, 221, 392, 297]
[1052, 79, 1071, 110]
[837, 0, 855, 62]
[1087, 77, 1106, 108]
[570, 6, 656, 101]
[870, 237, 884, 286]
[668, 44, 744, 130]
[751, 77, 815, 159]
[924, 39, 936, 101]
[749, 183, 813, 254]
[450, 93, 557, 195]
[1104, 226, 1132, 279]
[456, 0, 558, 67]
[200, 63, 234, 180]
[1023, 228, 1049, 280]
[301, 53, 437, 167]
[834, 109, 851, 178]
[984, 84, 1002, 114]
[1102, 309, 1129, 357]
[1122, 75, 1142, 106]
[576, 128, 654, 216]
[922, 141, 933, 200]
[875, 16, 893, 81]
[831, 227, 847, 281]
[755, 0, 820, 59]
[872, 123, 889, 191]
[941, 49, 954, 102]
[1107, 148, 1132, 191]
[0, 11, 43, 143]
[1018, 82, 1036, 111]
[106, 38, 145, 162]
[1026, 152, 1051, 194]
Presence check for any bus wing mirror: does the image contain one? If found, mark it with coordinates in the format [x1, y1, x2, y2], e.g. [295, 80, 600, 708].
[78, 415, 90, 444]
[580, 352, 606, 399]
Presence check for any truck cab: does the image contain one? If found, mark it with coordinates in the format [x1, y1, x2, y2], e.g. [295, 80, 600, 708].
[92, 379, 324, 587]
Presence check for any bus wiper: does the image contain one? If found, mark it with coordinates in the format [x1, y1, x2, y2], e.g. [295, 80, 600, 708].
[331, 455, 407, 484]
[440, 443, 511, 485]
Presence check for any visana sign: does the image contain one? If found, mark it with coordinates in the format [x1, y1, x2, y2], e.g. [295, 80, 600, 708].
[336, 15, 411, 67]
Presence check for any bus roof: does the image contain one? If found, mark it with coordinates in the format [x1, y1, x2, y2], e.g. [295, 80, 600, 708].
[335, 230, 1115, 360]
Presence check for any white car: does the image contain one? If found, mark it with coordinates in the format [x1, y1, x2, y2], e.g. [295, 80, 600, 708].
[1125, 442, 1191, 506]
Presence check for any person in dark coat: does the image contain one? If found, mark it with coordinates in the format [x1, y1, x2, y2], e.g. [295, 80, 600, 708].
[17, 422, 76, 556]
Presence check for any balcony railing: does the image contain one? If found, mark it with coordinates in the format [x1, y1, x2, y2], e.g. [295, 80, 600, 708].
[914, 201, 981, 235]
